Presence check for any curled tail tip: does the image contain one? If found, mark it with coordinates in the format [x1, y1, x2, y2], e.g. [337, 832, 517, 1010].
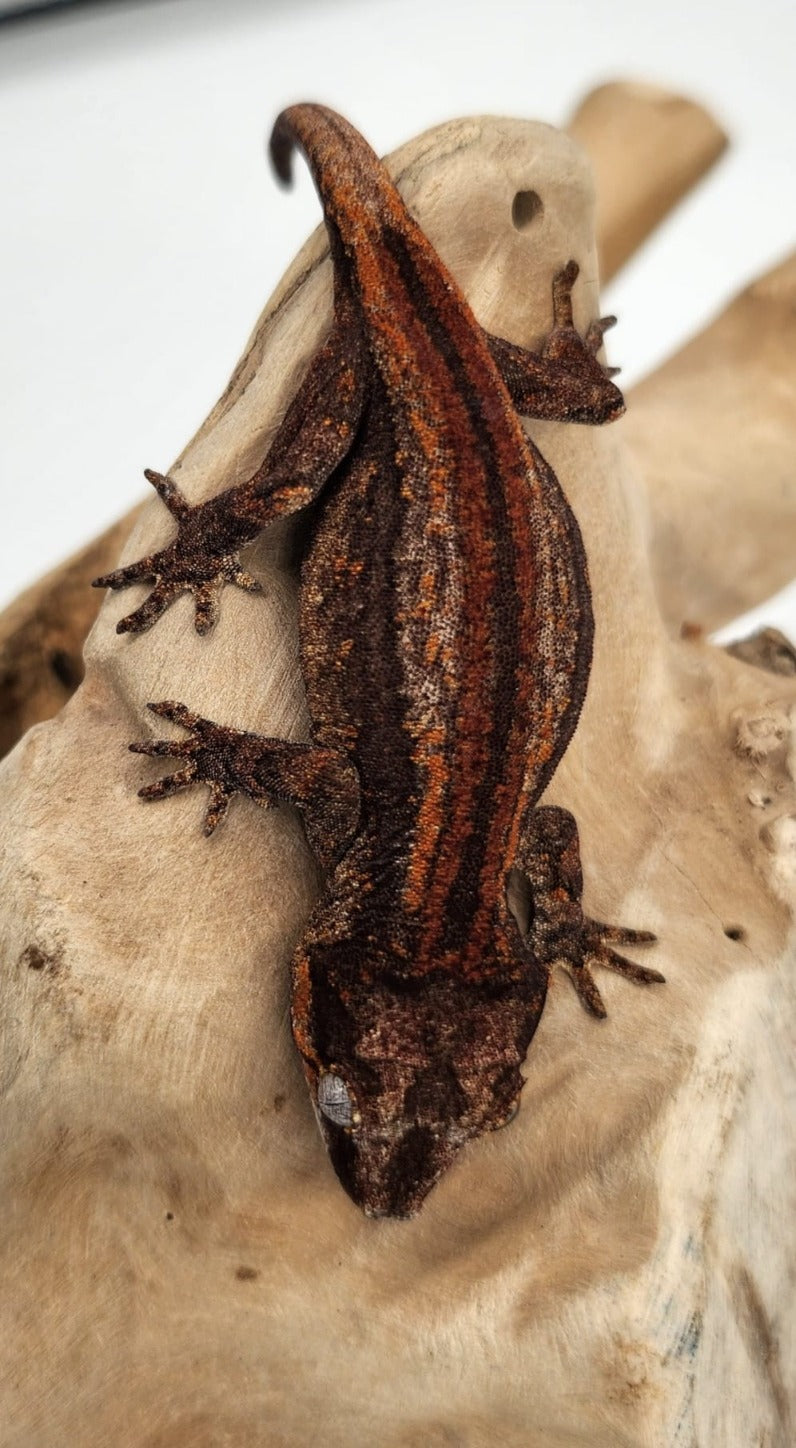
[268, 102, 345, 187]
[268, 128, 293, 187]
[269, 105, 310, 187]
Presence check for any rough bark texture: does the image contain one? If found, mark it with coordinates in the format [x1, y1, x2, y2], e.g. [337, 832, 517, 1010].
[0, 98, 794, 1446]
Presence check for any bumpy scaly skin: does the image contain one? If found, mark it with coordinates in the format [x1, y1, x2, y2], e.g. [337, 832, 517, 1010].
[96, 105, 662, 1218]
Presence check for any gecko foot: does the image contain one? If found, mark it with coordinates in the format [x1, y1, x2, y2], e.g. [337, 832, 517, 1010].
[93, 469, 262, 636]
[131, 700, 360, 862]
[130, 701, 279, 834]
[544, 261, 623, 393]
[517, 805, 663, 1020]
[559, 920, 662, 1019]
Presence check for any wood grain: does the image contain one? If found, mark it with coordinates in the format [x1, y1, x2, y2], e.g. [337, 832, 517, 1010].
[0, 105, 793, 1447]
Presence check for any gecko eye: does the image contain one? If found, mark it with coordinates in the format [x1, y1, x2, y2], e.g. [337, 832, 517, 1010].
[317, 1072, 355, 1127]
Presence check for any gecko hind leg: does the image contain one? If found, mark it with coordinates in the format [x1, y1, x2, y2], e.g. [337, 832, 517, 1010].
[544, 260, 620, 378]
[485, 261, 624, 424]
[516, 805, 663, 1019]
[131, 701, 360, 868]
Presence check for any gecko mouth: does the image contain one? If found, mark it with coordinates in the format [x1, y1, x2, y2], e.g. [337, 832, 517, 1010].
[321, 1118, 465, 1218]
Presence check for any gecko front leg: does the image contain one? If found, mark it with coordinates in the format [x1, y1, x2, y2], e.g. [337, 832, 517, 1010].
[516, 805, 663, 1018]
[94, 298, 366, 637]
[93, 470, 269, 635]
[131, 701, 360, 869]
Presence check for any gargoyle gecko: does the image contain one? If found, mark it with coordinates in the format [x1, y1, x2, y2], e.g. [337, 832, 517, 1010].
[95, 105, 662, 1218]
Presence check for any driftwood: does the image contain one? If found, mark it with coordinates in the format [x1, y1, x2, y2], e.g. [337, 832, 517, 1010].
[1, 90, 794, 1447]
[567, 79, 728, 283]
[624, 250, 796, 632]
[0, 81, 729, 761]
[0, 508, 144, 760]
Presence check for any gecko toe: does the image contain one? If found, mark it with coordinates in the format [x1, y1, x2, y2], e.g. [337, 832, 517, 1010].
[551, 262, 578, 327]
[138, 765, 198, 801]
[194, 583, 222, 635]
[585, 315, 617, 353]
[129, 738, 197, 759]
[590, 945, 666, 988]
[203, 783, 233, 835]
[146, 700, 201, 729]
[115, 583, 184, 635]
[231, 566, 263, 594]
[597, 923, 657, 947]
[143, 468, 192, 520]
[93, 557, 159, 591]
[564, 962, 607, 1018]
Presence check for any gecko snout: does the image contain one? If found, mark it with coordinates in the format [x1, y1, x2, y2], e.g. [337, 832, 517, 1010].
[319, 1116, 466, 1219]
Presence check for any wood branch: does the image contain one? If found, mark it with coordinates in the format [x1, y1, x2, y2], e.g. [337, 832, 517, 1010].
[0, 81, 728, 761]
[625, 249, 796, 633]
[0, 507, 144, 759]
[1, 114, 793, 1447]
[566, 79, 728, 283]
[726, 627, 796, 676]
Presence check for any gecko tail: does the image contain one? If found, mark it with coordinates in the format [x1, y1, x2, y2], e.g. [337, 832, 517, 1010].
[269, 111, 297, 187]
[267, 103, 398, 243]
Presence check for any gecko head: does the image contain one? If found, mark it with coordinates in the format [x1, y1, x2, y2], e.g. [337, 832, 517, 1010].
[297, 960, 544, 1218]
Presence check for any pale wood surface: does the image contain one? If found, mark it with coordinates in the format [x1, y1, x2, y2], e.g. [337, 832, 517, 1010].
[567, 80, 728, 284]
[0, 108, 793, 1447]
[624, 250, 796, 633]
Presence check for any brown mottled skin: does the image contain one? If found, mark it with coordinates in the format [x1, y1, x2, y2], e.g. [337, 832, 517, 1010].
[95, 105, 662, 1218]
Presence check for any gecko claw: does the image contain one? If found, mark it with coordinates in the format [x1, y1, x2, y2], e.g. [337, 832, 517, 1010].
[521, 809, 662, 1018]
[585, 317, 621, 381]
[536, 266, 624, 414]
[588, 316, 622, 380]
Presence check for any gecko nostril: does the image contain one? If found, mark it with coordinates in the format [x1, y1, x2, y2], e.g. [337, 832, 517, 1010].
[511, 189, 543, 232]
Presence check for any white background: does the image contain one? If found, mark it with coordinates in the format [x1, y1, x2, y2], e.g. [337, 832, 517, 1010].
[0, 0, 794, 635]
